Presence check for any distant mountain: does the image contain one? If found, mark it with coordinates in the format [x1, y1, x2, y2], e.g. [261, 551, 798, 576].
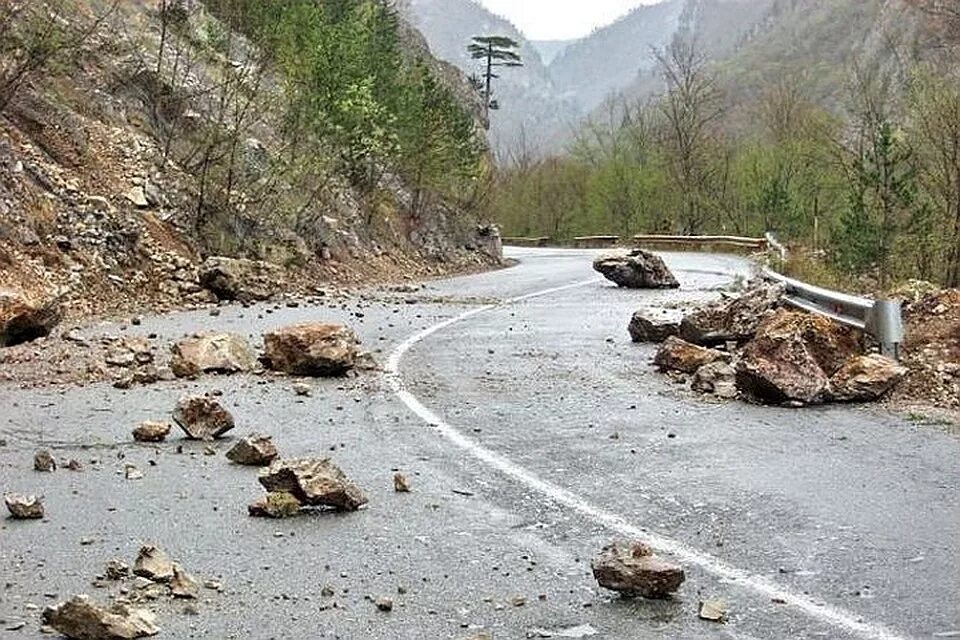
[401, 0, 582, 157]
[547, 0, 685, 113]
[531, 40, 575, 66]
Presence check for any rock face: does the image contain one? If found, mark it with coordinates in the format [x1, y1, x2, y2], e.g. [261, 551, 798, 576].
[248, 492, 302, 519]
[262, 323, 360, 377]
[593, 250, 680, 289]
[198, 256, 283, 302]
[654, 336, 725, 374]
[132, 422, 171, 443]
[591, 541, 685, 599]
[172, 395, 235, 440]
[259, 458, 367, 511]
[226, 434, 278, 466]
[735, 310, 861, 404]
[679, 282, 783, 346]
[4, 493, 44, 519]
[42, 595, 159, 639]
[830, 354, 907, 402]
[170, 334, 256, 378]
[133, 546, 174, 582]
[692, 361, 738, 399]
[628, 312, 681, 343]
[0, 291, 63, 347]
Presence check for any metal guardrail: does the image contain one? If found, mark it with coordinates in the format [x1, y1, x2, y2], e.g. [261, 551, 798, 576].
[761, 267, 904, 360]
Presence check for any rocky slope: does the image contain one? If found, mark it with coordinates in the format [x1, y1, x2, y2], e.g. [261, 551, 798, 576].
[0, 0, 501, 328]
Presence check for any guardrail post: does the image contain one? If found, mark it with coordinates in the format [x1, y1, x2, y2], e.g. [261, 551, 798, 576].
[867, 300, 904, 360]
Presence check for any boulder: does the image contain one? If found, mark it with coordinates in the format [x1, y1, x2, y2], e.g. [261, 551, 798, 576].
[0, 291, 63, 348]
[591, 541, 685, 599]
[593, 250, 680, 289]
[132, 422, 171, 443]
[736, 309, 861, 405]
[628, 312, 681, 343]
[170, 333, 256, 378]
[226, 434, 278, 466]
[654, 336, 725, 374]
[172, 395, 235, 440]
[248, 491, 302, 519]
[133, 545, 174, 583]
[679, 282, 784, 346]
[830, 354, 907, 402]
[42, 595, 159, 639]
[692, 361, 738, 399]
[258, 458, 367, 511]
[4, 493, 44, 519]
[198, 256, 282, 302]
[262, 323, 359, 377]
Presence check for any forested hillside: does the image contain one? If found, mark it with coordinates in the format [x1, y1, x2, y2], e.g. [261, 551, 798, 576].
[493, 0, 960, 290]
[0, 0, 498, 318]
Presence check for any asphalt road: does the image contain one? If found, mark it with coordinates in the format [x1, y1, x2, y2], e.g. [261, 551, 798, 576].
[1, 247, 958, 640]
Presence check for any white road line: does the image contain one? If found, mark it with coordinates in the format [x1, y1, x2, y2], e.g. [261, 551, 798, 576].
[385, 277, 908, 640]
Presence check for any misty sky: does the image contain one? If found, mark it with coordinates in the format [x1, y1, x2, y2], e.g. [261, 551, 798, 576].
[476, 0, 661, 40]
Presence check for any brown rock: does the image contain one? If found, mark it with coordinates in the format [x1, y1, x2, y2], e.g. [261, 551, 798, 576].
[4, 493, 44, 519]
[679, 282, 784, 346]
[830, 354, 907, 402]
[591, 541, 685, 599]
[0, 291, 62, 348]
[42, 595, 159, 639]
[198, 257, 282, 302]
[628, 312, 681, 343]
[259, 458, 367, 511]
[393, 473, 410, 493]
[736, 310, 861, 404]
[170, 564, 199, 599]
[699, 599, 728, 622]
[654, 336, 725, 374]
[262, 324, 360, 377]
[132, 422, 171, 443]
[34, 450, 57, 472]
[170, 334, 256, 378]
[593, 250, 680, 289]
[226, 434, 278, 466]
[133, 546, 174, 583]
[172, 395, 235, 440]
[247, 491, 302, 519]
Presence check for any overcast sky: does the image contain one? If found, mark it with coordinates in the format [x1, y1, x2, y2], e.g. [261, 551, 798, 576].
[476, 0, 662, 41]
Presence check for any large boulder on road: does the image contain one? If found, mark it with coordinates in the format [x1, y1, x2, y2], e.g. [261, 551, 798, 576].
[654, 336, 725, 374]
[42, 594, 159, 639]
[259, 458, 367, 511]
[198, 256, 282, 302]
[593, 250, 679, 289]
[735, 309, 861, 404]
[679, 281, 783, 346]
[628, 312, 680, 343]
[0, 291, 62, 348]
[262, 323, 359, 376]
[591, 541, 685, 599]
[829, 354, 907, 402]
[170, 333, 256, 378]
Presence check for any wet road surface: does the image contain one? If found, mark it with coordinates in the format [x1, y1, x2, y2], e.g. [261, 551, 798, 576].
[1, 248, 958, 639]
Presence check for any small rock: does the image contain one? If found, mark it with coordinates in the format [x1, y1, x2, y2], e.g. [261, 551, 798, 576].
[170, 334, 256, 378]
[654, 336, 725, 374]
[132, 422, 171, 443]
[124, 465, 144, 481]
[628, 312, 681, 343]
[105, 560, 130, 580]
[248, 492, 302, 519]
[393, 473, 410, 493]
[65, 459, 83, 472]
[698, 599, 728, 622]
[375, 597, 394, 612]
[226, 434, 278, 466]
[4, 493, 44, 519]
[259, 458, 367, 511]
[170, 564, 199, 599]
[34, 450, 57, 472]
[133, 546, 174, 583]
[591, 541, 685, 599]
[172, 395, 235, 441]
[292, 382, 312, 397]
[124, 186, 150, 208]
[42, 594, 158, 639]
